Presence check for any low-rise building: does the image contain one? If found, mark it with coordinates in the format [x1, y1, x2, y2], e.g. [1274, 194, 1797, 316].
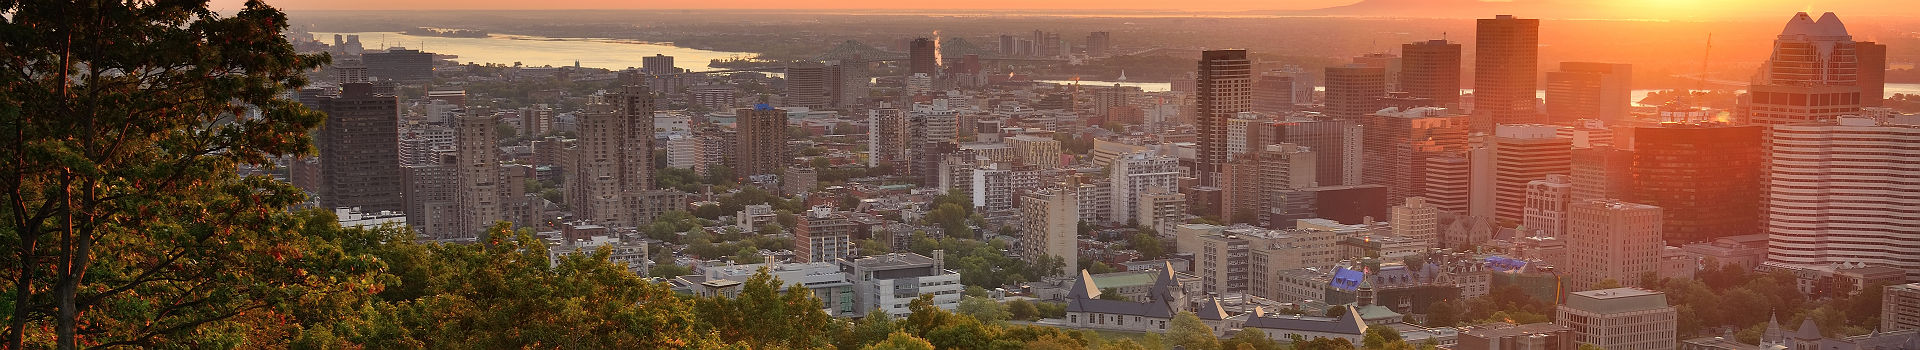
[1555, 287, 1676, 350]
[840, 252, 963, 319]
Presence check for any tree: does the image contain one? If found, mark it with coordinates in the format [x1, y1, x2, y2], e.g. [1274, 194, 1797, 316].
[1007, 300, 1042, 321]
[0, 1, 385, 347]
[864, 331, 935, 350]
[1168, 311, 1221, 350]
[1128, 231, 1166, 259]
[1099, 288, 1129, 300]
[1221, 328, 1282, 350]
[650, 263, 694, 278]
[1364, 325, 1404, 349]
[957, 296, 1011, 324]
[1425, 300, 1460, 327]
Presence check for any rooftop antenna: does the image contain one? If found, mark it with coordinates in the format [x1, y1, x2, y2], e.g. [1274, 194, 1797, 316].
[1692, 33, 1713, 106]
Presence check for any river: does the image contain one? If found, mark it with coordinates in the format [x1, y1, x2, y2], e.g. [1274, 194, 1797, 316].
[310, 31, 756, 71]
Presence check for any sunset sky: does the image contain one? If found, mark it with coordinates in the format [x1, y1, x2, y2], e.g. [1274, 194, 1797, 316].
[221, 0, 1916, 19]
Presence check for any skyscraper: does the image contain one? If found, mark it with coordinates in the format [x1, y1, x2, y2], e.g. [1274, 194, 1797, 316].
[642, 54, 675, 75]
[1630, 123, 1763, 244]
[1745, 12, 1863, 126]
[1859, 41, 1887, 107]
[454, 110, 501, 240]
[1108, 152, 1182, 226]
[909, 38, 937, 76]
[734, 105, 789, 179]
[1195, 49, 1252, 187]
[1474, 15, 1542, 130]
[1246, 118, 1365, 187]
[1252, 72, 1298, 114]
[1362, 107, 1471, 206]
[1545, 62, 1633, 123]
[1324, 65, 1388, 119]
[1488, 124, 1572, 223]
[1566, 200, 1664, 291]
[1086, 31, 1112, 57]
[1401, 39, 1463, 108]
[1021, 187, 1079, 277]
[567, 86, 657, 228]
[307, 82, 404, 213]
[1768, 116, 1920, 281]
[1220, 144, 1317, 226]
[785, 62, 834, 109]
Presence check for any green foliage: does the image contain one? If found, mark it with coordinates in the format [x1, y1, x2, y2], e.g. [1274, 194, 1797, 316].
[1007, 299, 1043, 321]
[956, 296, 1011, 324]
[1168, 311, 1221, 350]
[1127, 230, 1167, 260]
[1363, 326, 1404, 349]
[1221, 328, 1283, 350]
[864, 332, 935, 350]
[1099, 288, 1129, 301]
[1594, 279, 1623, 289]
[650, 262, 694, 278]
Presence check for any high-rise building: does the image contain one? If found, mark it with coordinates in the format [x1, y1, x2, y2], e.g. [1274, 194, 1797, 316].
[1545, 62, 1633, 123]
[642, 54, 675, 75]
[454, 111, 501, 240]
[1630, 124, 1764, 244]
[1252, 72, 1299, 114]
[1474, 15, 1542, 130]
[306, 83, 404, 213]
[909, 38, 937, 76]
[1085, 31, 1112, 57]
[1488, 125, 1573, 223]
[733, 105, 788, 178]
[999, 35, 1017, 55]
[403, 158, 458, 240]
[1745, 12, 1863, 126]
[1859, 41, 1887, 107]
[833, 60, 869, 108]
[362, 48, 434, 82]
[1021, 187, 1079, 277]
[1768, 117, 1920, 281]
[1362, 107, 1472, 205]
[1569, 146, 1633, 202]
[1401, 39, 1463, 108]
[1353, 53, 1403, 91]
[1886, 283, 1920, 332]
[1109, 152, 1182, 225]
[1247, 118, 1365, 187]
[1195, 49, 1252, 187]
[1220, 144, 1317, 226]
[1566, 200, 1663, 291]
[1522, 175, 1573, 238]
[784, 62, 834, 109]
[796, 206, 858, 263]
[1556, 288, 1677, 350]
[566, 86, 657, 228]
[1325, 65, 1388, 119]
[868, 107, 909, 170]
[1137, 188, 1188, 239]
[1391, 197, 1442, 246]
[1422, 151, 1474, 214]
[1007, 135, 1064, 169]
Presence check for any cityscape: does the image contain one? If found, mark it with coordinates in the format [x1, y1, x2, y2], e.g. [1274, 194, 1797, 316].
[5, 0, 1920, 349]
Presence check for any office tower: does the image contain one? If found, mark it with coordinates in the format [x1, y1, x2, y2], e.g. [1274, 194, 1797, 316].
[1324, 65, 1387, 119]
[567, 86, 657, 228]
[999, 35, 1016, 55]
[1252, 72, 1298, 114]
[1522, 175, 1573, 238]
[1220, 144, 1317, 225]
[1363, 107, 1471, 205]
[1137, 188, 1188, 239]
[1887, 283, 1920, 332]
[1021, 187, 1079, 277]
[1545, 62, 1633, 123]
[1556, 288, 1677, 350]
[1247, 118, 1365, 187]
[1353, 53, 1402, 89]
[1474, 15, 1542, 130]
[785, 62, 834, 109]
[1629, 124, 1763, 244]
[1423, 151, 1474, 214]
[1006, 135, 1063, 169]
[1488, 125, 1572, 223]
[733, 105, 788, 178]
[833, 60, 868, 107]
[1401, 39, 1462, 108]
[1569, 146, 1633, 202]
[1391, 197, 1441, 246]
[1566, 200, 1663, 290]
[1746, 12, 1863, 126]
[795, 206, 857, 263]
[1086, 31, 1112, 56]
[307, 83, 404, 213]
[454, 111, 501, 239]
[868, 107, 908, 170]
[1108, 152, 1182, 226]
[361, 48, 434, 82]
[1859, 41, 1887, 107]
[1195, 49, 1252, 187]
[642, 54, 675, 75]
[1769, 117, 1920, 281]
[908, 38, 936, 76]
[334, 58, 368, 83]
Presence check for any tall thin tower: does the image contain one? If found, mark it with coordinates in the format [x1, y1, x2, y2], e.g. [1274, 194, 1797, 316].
[1473, 15, 1541, 130]
[1195, 49, 1251, 187]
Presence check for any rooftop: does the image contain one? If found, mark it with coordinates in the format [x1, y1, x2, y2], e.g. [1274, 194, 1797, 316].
[1564, 287, 1671, 315]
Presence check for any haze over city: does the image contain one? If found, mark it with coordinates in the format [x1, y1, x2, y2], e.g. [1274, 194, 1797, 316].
[4, 0, 1920, 349]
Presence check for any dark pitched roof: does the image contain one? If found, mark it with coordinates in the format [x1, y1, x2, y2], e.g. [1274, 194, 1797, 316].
[1197, 298, 1229, 320]
[1243, 305, 1367, 335]
[1065, 267, 1178, 318]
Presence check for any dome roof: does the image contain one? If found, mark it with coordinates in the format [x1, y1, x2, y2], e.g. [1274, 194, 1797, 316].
[1780, 12, 1851, 38]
